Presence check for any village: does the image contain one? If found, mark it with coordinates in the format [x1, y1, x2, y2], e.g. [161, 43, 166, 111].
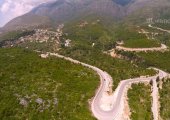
[1, 24, 71, 49]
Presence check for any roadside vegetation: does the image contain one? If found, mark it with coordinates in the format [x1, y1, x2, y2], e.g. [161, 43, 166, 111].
[136, 50, 170, 120]
[159, 79, 170, 120]
[59, 46, 155, 90]
[57, 22, 162, 120]
[128, 83, 152, 120]
[115, 49, 170, 119]
[60, 22, 156, 90]
[138, 51, 170, 72]
[123, 39, 161, 48]
[0, 48, 98, 120]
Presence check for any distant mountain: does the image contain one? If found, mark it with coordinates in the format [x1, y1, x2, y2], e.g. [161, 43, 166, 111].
[2, 0, 170, 31]
[113, 0, 134, 6]
[124, 0, 170, 25]
[3, 13, 52, 31]
[0, 28, 2, 34]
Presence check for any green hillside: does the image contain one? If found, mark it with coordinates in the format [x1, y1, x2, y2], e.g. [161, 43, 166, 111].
[160, 79, 170, 120]
[60, 22, 155, 90]
[0, 30, 34, 42]
[123, 39, 161, 48]
[0, 48, 98, 120]
[128, 83, 152, 120]
[136, 50, 170, 119]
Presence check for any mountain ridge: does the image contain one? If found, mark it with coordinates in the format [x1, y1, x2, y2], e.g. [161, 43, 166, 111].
[2, 0, 170, 31]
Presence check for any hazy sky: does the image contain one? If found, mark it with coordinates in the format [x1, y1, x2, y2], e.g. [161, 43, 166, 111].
[0, 0, 54, 27]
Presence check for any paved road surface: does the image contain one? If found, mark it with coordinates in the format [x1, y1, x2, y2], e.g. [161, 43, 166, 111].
[116, 44, 168, 52]
[40, 52, 169, 120]
[148, 24, 170, 33]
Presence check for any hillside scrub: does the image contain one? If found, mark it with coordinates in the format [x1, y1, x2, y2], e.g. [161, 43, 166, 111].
[0, 30, 35, 42]
[159, 79, 170, 120]
[60, 23, 156, 90]
[128, 83, 152, 120]
[59, 45, 155, 90]
[138, 51, 170, 72]
[0, 48, 98, 120]
[123, 39, 161, 48]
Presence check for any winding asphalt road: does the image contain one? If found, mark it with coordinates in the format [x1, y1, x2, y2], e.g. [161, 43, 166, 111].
[40, 52, 169, 120]
[116, 44, 168, 52]
[148, 24, 170, 33]
[115, 25, 170, 52]
[38, 24, 170, 120]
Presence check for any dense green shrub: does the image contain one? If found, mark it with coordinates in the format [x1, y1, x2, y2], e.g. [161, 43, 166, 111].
[128, 83, 152, 120]
[0, 48, 98, 120]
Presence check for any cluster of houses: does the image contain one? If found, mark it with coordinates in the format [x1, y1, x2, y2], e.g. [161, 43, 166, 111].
[19, 25, 64, 44]
[2, 24, 72, 49]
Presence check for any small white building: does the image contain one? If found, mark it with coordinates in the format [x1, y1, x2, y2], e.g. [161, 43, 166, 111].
[65, 39, 71, 47]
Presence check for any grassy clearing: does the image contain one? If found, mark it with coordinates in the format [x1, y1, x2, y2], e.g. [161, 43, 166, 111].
[128, 83, 152, 120]
[159, 79, 170, 120]
[123, 39, 161, 48]
[0, 48, 99, 120]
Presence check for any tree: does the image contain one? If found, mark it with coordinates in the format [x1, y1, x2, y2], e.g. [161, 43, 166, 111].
[150, 80, 153, 86]
[156, 76, 160, 82]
